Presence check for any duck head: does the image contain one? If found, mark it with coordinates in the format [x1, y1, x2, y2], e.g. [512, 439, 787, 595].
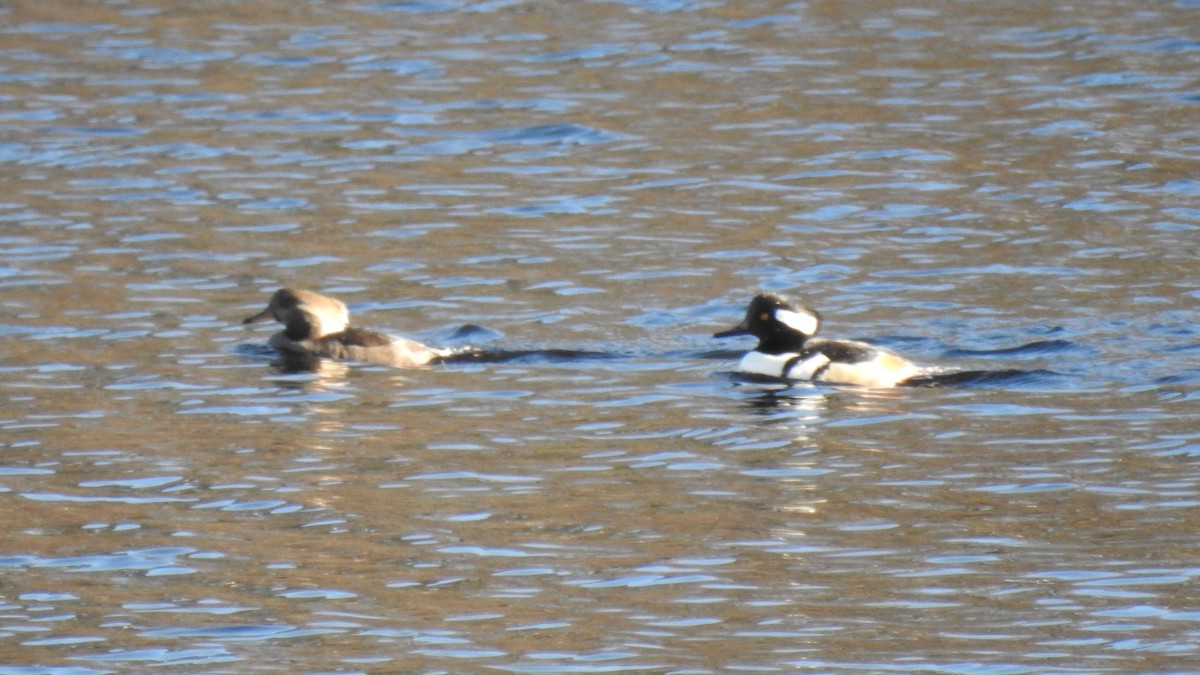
[713, 293, 821, 353]
[243, 288, 350, 341]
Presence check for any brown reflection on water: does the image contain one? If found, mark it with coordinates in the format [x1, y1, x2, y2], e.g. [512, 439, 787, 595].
[2, 0, 1199, 670]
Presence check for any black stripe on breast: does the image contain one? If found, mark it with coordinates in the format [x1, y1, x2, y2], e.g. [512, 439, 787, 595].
[782, 353, 807, 376]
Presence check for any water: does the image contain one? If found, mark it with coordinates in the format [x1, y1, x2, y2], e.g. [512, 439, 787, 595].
[2, 0, 1199, 672]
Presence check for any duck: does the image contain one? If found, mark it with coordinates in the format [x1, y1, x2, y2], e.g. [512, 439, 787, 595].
[242, 288, 451, 368]
[713, 293, 923, 388]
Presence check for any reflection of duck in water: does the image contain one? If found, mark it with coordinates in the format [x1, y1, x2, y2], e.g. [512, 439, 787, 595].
[714, 294, 923, 388]
[243, 288, 451, 368]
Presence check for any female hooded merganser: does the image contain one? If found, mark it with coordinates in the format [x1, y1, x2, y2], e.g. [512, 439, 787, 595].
[243, 288, 450, 367]
[714, 294, 923, 388]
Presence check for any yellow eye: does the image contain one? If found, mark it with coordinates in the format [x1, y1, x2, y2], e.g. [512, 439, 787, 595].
[760, 313, 770, 321]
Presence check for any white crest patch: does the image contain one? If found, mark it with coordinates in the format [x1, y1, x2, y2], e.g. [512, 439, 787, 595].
[775, 308, 819, 336]
[297, 301, 349, 337]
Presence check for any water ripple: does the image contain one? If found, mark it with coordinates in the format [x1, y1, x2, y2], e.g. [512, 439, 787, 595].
[2, 1, 1198, 672]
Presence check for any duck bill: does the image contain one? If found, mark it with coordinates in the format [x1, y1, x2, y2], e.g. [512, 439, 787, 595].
[713, 319, 750, 339]
[243, 307, 275, 325]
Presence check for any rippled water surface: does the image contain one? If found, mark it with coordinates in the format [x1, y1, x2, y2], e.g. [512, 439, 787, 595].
[3, 0, 1200, 672]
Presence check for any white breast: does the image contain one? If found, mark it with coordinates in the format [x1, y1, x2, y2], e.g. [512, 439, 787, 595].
[737, 351, 797, 378]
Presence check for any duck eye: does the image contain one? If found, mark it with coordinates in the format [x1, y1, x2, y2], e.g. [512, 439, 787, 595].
[760, 313, 770, 321]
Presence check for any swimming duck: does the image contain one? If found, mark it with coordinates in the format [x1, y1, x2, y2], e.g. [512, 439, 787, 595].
[714, 294, 922, 388]
[243, 288, 450, 367]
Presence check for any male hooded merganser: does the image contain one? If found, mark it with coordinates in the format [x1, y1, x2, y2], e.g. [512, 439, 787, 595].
[714, 294, 922, 388]
[243, 288, 450, 367]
